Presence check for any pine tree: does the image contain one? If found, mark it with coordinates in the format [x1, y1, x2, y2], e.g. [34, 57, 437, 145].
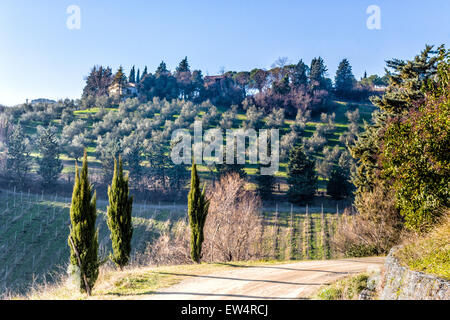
[350, 45, 443, 231]
[187, 163, 209, 263]
[168, 163, 189, 191]
[113, 66, 128, 95]
[256, 165, 275, 200]
[82, 65, 113, 98]
[309, 57, 328, 90]
[128, 65, 136, 83]
[156, 61, 168, 77]
[176, 56, 190, 73]
[287, 146, 317, 203]
[327, 166, 353, 200]
[6, 123, 32, 186]
[292, 59, 309, 88]
[107, 156, 133, 270]
[372, 45, 439, 114]
[334, 59, 356, 98]
[68, 150, 99, 295]
[378, 46, 449, 231]
[36, 125, 63, 186]
[215, 145, 247, 179]
[272, 74, 290, 95]
[351, 45, 440, 197]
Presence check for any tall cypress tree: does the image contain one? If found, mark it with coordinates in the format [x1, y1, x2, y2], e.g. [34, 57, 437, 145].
[136, 68, 140, 83]
[106, 156, 133, 270]
[128, 65, 136, 83]
[187, 163, 209, 263]
[68, 150, 99, 295]
[141, 66, 148, 79]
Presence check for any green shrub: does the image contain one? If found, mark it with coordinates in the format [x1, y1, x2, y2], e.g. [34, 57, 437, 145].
[316, 273, 369, 300]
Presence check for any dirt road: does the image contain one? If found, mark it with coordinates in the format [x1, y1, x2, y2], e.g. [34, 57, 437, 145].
[146, 257, 385, 300]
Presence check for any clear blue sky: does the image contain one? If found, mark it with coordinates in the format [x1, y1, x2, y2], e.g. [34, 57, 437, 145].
[0, 0, 448, 106]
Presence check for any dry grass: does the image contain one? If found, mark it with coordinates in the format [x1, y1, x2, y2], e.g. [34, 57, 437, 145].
[315, 273, 369, 300]
[395, 213, 450, 280]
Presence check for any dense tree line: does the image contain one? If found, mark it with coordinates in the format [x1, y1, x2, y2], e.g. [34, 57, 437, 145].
[82, 56, 385, 114]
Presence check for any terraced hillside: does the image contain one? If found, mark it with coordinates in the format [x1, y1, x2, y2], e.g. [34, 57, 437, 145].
[3, 98, 376, 195]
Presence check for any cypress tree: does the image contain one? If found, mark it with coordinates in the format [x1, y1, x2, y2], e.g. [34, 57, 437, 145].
[141, 66, 148, 79]
[287, 146, 317, 203]
[136, 68, 140, 83]
[106, 156, 133, 270]
[68, 150, 99, 295]
[128, 65, 136, 83]
[187, 162, 209, 263]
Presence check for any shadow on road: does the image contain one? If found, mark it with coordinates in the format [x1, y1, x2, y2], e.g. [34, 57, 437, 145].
[212, 262, 358, 274]
[155, 271, 334, 286]
[148, 291, 309, 300]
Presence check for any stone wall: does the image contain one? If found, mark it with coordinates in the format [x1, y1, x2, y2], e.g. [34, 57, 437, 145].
[379, 247, 449, 300]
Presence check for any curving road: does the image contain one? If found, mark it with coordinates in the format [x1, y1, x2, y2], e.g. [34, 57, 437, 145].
[146, 257, 385, 300]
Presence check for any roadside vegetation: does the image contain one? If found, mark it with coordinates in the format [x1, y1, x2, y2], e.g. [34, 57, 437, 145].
[17, 260, 289, 300]
[395, 214, 450, 280]
[333, 45, 449, 257]
[315, 273, 370, 300]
